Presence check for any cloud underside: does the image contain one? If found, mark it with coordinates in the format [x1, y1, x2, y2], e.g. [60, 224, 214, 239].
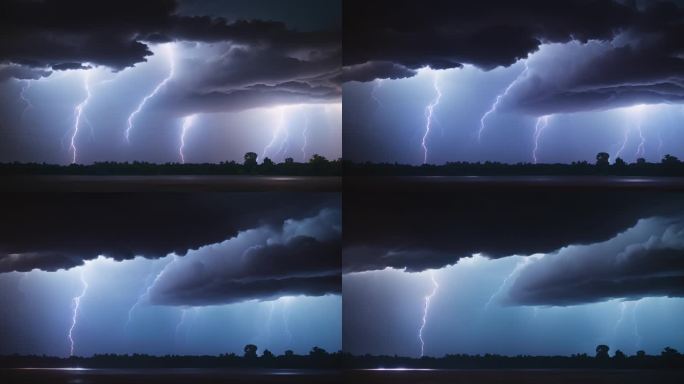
[343, 185, 684, 304]
[506, 216, 684, 306]
[342, 0, 684, 114]
[0, 0, 341, 111]
[147, 208, 342, 305]
[0, 193, 338, 272]
[0, 194, 341, 304]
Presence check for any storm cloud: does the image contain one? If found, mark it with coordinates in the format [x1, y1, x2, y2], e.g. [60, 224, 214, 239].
[506, 216, 684, 306]
[0, 192, 339, 273]
[0, 0, 341, 112]
[147, 208, 341, 305]
[342, 0, 684, 115]
[343, 178, 684, 273]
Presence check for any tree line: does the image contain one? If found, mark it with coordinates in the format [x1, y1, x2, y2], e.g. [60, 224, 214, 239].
[345, 153, 684, 176]
[0, 153, 340, 176]
[1, 344, 682, 370]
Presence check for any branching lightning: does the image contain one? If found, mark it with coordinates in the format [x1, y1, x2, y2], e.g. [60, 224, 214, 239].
[125, 44, 175, 143]
[18, 80, 34, 122]
[635, 123, 646, 159]
[68, 268, 89, 356]
[614, 127, 630, 161]
[632, 300, 642, 348]
[421, 73, 442, 164]
[478, 61, 529, 142]
[532, 115, 550, 164]
[281, 297, 293, 345]
[179, 114, 196, 164]
[418, 271, 439, 358]
[301, 115, 310, 162]
[69, 71, 92, 164]
[261, 106, 287, 162]
[370, 79, 384, 109]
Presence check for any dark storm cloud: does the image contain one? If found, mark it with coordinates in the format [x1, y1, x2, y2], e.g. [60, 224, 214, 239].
[506, 216, 684, 306]
[343, 179, 684, 273]
[336, 61, 418, 83]
[0, 0, 340, 72]
[156, 43, 341, 115]
[51, 63, 92, 71]
[0, 65, 51, 81]
[501, 26, 684, 115]
[0, 193, 339, 273]
[342, 0, 636, 82]
[148, 208, 341, 305]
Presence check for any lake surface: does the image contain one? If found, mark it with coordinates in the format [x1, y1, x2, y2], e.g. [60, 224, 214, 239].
[345, 175, 684, 191]
[2, 175, 341, 192]
[346, 369, 684, 384]
[1, 368, 342, 384]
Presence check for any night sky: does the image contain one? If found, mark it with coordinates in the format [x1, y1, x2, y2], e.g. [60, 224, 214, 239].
[0, 193, 341, 357]
[343, 0, 684, 164]
[343, 182, 684, 357]
[0, 0, 341, 164]
[2, 0, 684, 364]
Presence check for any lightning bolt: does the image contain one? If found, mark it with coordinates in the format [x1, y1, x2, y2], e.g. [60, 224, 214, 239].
[175, 308, 189, 349]
[281, 298, 293, 345]
[485, 258, 530, 310]
[478, 61, 529, 142]
[613, 301, 628, 338]
[370, 79, 384, 109]
[18, 80, 34, 122]
[125, 269, 164, 330]
[632, 300, 642, 349]
[276, 119, 292, 161]
[657, 130, 664, 160]
[179, 114, 196, 164]
[301, 115, 310, 162]
[532, 115, 550, 164]
[418, 271, 439, 358]
[614, 127, 630, 162]
[260, 107, 287, 162]
[68, 268, 89, 356]
[421, 73, 442, 164]
[69, 71, 92, 164]
[125, 43, 175, 143]
[635, 122, 646, 159]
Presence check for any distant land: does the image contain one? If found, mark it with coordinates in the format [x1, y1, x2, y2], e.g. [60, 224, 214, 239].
[2, 345, 682, 370]
[341, 345, 684, 370]
[0, 153, 340, 176]
[0, 346, 339, 370]
[345, 153, 684, 176]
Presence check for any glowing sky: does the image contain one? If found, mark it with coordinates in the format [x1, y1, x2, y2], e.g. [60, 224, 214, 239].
[0, 0, 341, 164]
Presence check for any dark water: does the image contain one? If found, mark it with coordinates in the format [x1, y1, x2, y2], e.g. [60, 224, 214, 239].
[3, 175, 341, 192]
[345, 175, 684, 191]
[1, 368, 342, 384]
[346, 369, 684, 384]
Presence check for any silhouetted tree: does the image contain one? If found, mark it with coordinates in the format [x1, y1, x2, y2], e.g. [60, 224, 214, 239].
[309, 346, 328, 358]
[284, 350, 294, 357]
[596, 344, 610, 359]
[261, 157, 274, 167]
[596, 152, 610, 167]
[243, 344, 258, 359]
[614, 350, 626, 360]
[662, 347, 680, 357]
[613, 157, 626, 167]
[662, 154, 680, 165]
[243, 152, 258, 168]
[636, 350, 646, 358]
[284, 157, 294, 164]
[261, 349, 274, 359]
[636, 157, 646, 165]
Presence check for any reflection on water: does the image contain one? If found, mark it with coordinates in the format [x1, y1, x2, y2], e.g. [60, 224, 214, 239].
[3, 368, 344, 384]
